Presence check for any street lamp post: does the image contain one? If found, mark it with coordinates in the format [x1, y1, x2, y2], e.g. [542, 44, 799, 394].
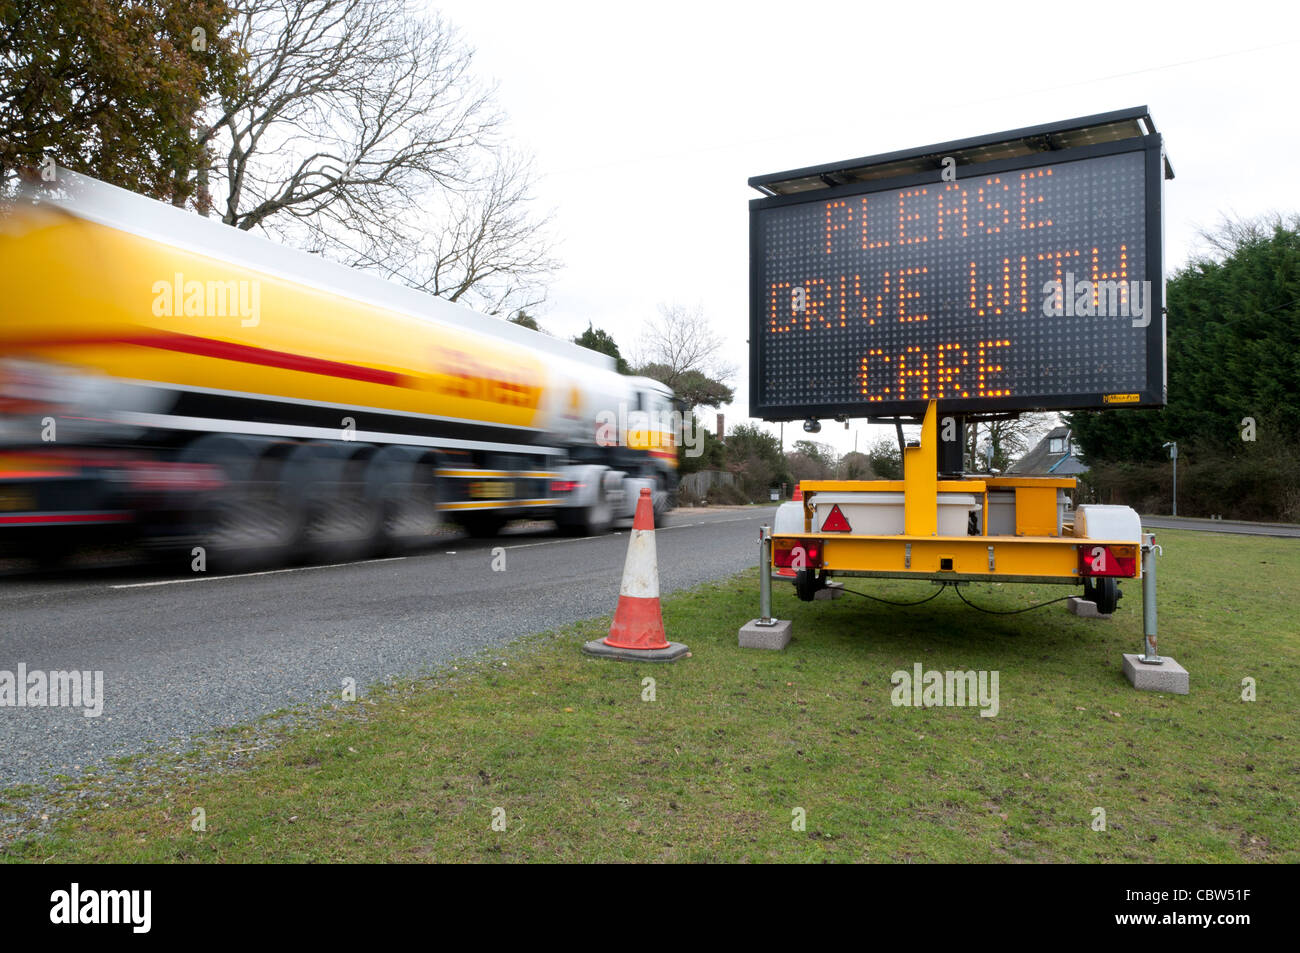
[1162, 441, 1178, 516]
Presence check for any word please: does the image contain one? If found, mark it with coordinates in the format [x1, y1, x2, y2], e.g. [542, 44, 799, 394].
[822, 171, 1055, 251]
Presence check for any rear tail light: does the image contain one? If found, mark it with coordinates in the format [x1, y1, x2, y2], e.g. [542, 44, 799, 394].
[773, 537, 824, 569]
[0, 359, 96, 413]
[120, 461, 226, 492]
[0, 451, 78, 480]
[550, 480, 584, 494]
[1078, 544, 1138, 577]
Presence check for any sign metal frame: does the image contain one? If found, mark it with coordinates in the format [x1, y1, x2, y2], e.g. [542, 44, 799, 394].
[748, 110, 1169, 422]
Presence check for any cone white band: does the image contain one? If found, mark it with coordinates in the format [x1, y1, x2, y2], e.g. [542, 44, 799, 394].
[618, 528, 659, 599]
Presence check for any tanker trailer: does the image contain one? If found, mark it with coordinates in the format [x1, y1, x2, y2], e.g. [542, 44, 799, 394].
[0, 170, 678, 568]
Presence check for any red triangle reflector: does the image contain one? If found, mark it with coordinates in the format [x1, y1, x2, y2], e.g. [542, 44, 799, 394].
[821, 503, 851, 533]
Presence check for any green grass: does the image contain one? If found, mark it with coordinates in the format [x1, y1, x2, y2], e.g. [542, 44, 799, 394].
[3, 527, 1296, 862]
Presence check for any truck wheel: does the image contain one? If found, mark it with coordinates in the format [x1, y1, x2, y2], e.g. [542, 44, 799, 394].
[563, 482, 612, 536]
[366, 448, 441, 554]
[652, 476, 672, 524]
[291, 443, 382, 564]
[375, 472, 440, 553]
[30, 538, 75, 571]
[459, 512, 507, 538]
[1085, 576, 1121, 614]
[181, 437, 302, 571]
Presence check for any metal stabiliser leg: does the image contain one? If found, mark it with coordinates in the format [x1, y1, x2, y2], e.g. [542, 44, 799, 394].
[1140, 532, 1163, 664]
[739, 524, 791, 648]
[756, 524, 776, 626]
[1123, 531, 1186, 692]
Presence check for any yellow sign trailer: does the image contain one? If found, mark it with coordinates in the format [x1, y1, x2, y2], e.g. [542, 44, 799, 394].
[744, 108, 1177, 677]
[756, 401, 1163, 662]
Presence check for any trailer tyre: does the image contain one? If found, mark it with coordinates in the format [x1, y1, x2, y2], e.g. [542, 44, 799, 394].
[1085, 576, 1121, 614]
[795, 568, 826, 602]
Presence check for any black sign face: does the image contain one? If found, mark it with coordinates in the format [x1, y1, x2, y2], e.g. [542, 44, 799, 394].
[750, 145, 1165, 419]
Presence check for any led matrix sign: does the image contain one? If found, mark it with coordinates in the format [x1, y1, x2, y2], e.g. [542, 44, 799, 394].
[749, 114, 1168, 420]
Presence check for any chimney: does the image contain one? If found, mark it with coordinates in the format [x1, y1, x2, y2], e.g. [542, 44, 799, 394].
[716, 413, 725, 441]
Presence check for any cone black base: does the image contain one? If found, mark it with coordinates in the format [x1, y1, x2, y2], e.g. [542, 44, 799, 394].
[581, 639, 690, 662]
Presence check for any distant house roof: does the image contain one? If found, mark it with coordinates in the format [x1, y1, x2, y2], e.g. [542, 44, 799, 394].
[1010, 426, 1087, 475]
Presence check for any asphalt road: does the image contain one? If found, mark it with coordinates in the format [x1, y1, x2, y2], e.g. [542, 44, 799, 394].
[1140, 516, 1300, 538]
[0, 507, 775, 788]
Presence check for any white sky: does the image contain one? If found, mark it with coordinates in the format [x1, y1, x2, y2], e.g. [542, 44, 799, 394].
[429, 0, 1300, 456]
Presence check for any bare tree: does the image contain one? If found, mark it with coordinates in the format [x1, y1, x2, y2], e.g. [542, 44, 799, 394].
[633, 302, 735, 391]
[192, 0, 555, 313]
[965, 412, 1059, 472]
[349, 150, 559, 315]
[1192, 212, 1300, 264]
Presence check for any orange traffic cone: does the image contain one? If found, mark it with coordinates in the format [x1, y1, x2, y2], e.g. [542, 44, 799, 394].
[792, 483, 803, 502]
[582, 487, 690, 662]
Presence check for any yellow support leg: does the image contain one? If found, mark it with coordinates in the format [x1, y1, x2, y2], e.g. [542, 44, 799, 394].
[903, 401, 939, 537]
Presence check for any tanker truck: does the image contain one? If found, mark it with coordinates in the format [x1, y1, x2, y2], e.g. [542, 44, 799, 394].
[0, 170, 680, 568]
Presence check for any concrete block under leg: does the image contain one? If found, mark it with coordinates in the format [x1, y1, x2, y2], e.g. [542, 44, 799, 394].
[1068, 596, 1111, 619]
[739, 618, 792, 650]
[1123, 653, 1189, 694]
[814, 582, 844, 601]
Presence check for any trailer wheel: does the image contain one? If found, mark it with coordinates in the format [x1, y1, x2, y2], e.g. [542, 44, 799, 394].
[795, 568, 826, 602]
[1085, 576, 1121, 614]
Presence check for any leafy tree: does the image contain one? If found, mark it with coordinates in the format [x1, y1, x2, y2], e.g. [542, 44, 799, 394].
[725, 423, 791, 499]
[572, 323, 631, 374]
[1068, 214, 1300, 465]
[0, 0, 243, 202]
[790, 439, 836, 469]
[839, 450, 876, 480]
[866, 435, 903, 480]
[785, 451, 827, 483]
[678, 418, 725, 475]
[636, 362, 732, 406]
[786, 438, 836, 482]
[509, 310, 541, 331]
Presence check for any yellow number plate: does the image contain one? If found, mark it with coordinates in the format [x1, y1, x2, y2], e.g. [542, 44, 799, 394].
[469, 481, 515, 500]
[0, 490, 35, 512]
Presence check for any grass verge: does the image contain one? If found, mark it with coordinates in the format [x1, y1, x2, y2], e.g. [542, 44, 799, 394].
[3, 527, 1296, 862]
